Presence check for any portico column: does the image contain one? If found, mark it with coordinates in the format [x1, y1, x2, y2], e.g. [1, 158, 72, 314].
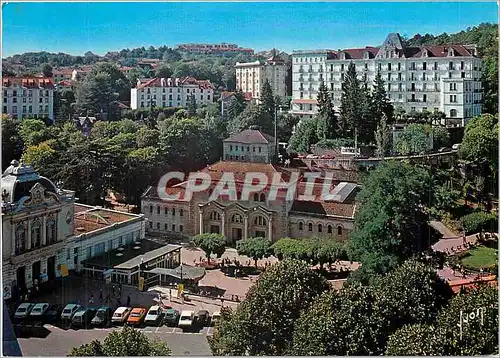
[199, 210, 204, 234]
[221, 213, 226, 238]
[27, 221, 32, 250]
[244, 215, 248, 240]
[41, 216, 47, 246]
[268, 217, 273, 242]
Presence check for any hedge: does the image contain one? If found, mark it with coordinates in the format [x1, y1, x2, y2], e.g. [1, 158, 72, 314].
[460, 212, 498, 234]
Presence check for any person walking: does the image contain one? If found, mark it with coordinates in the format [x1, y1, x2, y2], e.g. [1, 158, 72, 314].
[126, 294, 131, 307]
[89, 293, 94, 304]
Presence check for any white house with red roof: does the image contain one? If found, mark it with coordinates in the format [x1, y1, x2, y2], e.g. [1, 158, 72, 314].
[2, 77, 55, 121]
[291, 33, 483, 126]
[130, 77, 214, 110]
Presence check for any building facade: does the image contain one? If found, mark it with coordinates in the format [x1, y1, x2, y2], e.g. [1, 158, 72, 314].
[235, 51, 288, 100]
[223, 129, 276, 163]
[291, 33, 483, 126]
[2, 161, 76, 296]
[2, 77, 55, 121]
[176, 43, 254, 56]
[141, 130, 357, 243]
[130, 77, 214, 110]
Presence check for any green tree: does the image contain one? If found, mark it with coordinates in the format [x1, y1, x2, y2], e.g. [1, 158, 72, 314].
[371, 71, 394, 124]
[260, 79, 275, 118]
[191, 233, 226, 264]
[2, 116, 21, 170]
[162, 48, 182, 62]
[90, 63, 132, 101]
[432, 125, 451, 148]
[75, 71, 116, 118]
[208, 259, 329, 355]
[277, 113, 299, 143]
[236, 237, 272, 267]
[155, 64, 173, 79]
[68, 326, 171, 356]
[395, 123, 431, 155]
[40, 63, 53, 77]
[338, 62, 362, 137]
[228, 102, 273, 135]
[187, 93, 197, 117]
[315, 82, 336, 140]
[375, 113, 391, 157]
[287, 118, 318, 154]
[18, 118, 53, 147]
[21, 141, 58, 176]
[226, 90, 247, 121]
[348, 161, 431, 280]
[135, 127, 159, 148]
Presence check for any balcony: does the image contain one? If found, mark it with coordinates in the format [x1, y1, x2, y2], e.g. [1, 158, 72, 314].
[298, 68, 304, 73]
[308, 69, 313, 73]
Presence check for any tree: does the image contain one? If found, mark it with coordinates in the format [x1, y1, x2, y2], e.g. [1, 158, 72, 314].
[68, 326, 171, 356]
[375, 113, 391, 157]
[287, 118, 318, 154]
[75, 71, 116, 118]
[260, 79, 275, 118]
[208, 259, 329, 355]
[315, 82, 336, 140]
[236, 237, 272, 267]
[18, 118, 53, 147]
[21, 141, 58, 177]
[187, 93, 197, 117]
[432, 125, 451, 148]
[395, 123, 431, 155]
[2, 116, 21, 170]
[277, 113, 299, 143]
[191, 233, 226, 264]
[40, 63, 53, 77]
[226, 90, 246, 121]
[371, 71, 393, 125]
[162, 48, 182, 62]
[348, 161, 431, 280]
[155, 64, 173, 79]
[90, 63, 132, 102]
[338, 62, 362, 137]
[228, 102, 273, 135]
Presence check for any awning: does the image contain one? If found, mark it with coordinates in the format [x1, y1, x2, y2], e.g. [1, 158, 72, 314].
[145, 265, 206, 282]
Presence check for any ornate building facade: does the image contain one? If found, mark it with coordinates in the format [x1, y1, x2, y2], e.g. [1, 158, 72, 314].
[2, 161, 75, 297]
[141, 130, 357, 243]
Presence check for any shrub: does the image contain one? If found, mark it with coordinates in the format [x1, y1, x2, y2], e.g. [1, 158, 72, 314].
[460, 212, 497, 234]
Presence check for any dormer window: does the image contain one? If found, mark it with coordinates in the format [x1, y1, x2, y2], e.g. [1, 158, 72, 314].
[363, 51, 369, 59]
[339, 52, 345, 60]
[422, 49, 428, 58]
[448, 47, 455, 57]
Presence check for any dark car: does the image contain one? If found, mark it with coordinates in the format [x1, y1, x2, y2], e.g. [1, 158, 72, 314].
[71, 308, 97, 328]
[163, 308, 180, 327]
[194, 310, 210, 327]
[91, 307, 112, 327]
[43, 304, 63, 324]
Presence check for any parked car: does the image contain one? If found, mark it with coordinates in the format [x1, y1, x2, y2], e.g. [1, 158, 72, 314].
[145, 306, 164, 326]
[14, 303, 35, 320]
[61, 304, 82, 322]
[195, 310, 210, 327]
[163, 308, 180, 327]
[29, 303, 50, 319]
[211, 311, 221, 326]
[127, 308, 147, 327]
[71, 308, 97, 328]
[452, 143, 461, 150]
[43, 304, 63, 324]
[178, 310, 195, 331]
[91, 306, 112, 327]
[112, 307, 132, 325]
[438, 147, 452, 153]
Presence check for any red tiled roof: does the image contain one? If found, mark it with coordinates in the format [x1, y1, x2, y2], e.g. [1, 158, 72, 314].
[293, 99, 317, 104]
[221, 91, 235, 101]
[411, 45, 473, 58]
[447, 275, 497, 294]
[136, 77, 214, 90]
[53, 68, 74, 75]
[73, 203, 139, 234]
[202, 161, 291, 183]
[56, 79, 73, 87]
[339, 46, 378, 59]
[223, 129, 275, 144]
[3, 77, 54, 89]
[290, 200, 355, 218]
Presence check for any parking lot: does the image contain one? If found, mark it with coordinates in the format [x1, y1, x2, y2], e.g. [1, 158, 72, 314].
[18, 324, 213, 356]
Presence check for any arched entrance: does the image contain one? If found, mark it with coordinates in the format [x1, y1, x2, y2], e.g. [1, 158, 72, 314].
[16, 266, 26, 291]
[47, 256, 56, 281]
[227, 213, 244, 243]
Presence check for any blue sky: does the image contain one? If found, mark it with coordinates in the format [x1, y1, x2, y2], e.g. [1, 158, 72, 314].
[2, 2, 497, 57]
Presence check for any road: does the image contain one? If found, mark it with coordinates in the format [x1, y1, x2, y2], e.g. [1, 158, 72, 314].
[17, 324, 213, 356]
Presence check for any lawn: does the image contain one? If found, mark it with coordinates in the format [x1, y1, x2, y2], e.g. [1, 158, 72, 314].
[460, 245, 498, 270]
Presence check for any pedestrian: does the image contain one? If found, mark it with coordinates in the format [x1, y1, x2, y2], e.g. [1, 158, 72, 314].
[89, 293, 94, 304]
[126, 294, 131, 307]
[221, 297, 224, 307]
[462, 233, 466, 245]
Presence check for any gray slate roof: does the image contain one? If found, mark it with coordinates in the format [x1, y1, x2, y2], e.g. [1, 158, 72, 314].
[223, 129, 275, 144]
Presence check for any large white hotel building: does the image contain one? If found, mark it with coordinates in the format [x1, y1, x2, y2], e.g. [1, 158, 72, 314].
[291, 33, 483, 126]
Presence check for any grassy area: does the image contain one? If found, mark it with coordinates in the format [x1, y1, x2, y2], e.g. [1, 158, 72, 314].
[460, 245, 498, 270]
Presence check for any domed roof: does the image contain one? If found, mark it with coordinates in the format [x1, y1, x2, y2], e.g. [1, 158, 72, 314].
[1, 160, 59, 204]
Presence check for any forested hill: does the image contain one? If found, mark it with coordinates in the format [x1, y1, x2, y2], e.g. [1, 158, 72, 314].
[404, 23, 497, 114]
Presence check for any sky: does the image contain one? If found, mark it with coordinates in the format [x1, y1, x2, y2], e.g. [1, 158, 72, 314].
[2, 2, 498, 57]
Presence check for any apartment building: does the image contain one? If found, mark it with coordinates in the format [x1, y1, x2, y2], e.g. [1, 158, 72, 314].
[291, 33, 482, 126]
[235, 51, 288, 100]
[130, 76, 214, 110]
[2, 77, 55, 122]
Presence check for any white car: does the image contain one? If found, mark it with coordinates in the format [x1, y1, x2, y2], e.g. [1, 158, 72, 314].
[29, 303, 50, 318]
[211, 311, 221, 326]
[178, 310, 195, 330]
[452, 143, 461, 150]
[112, 306, 131, 325]
[61, 304, 82, 321]
[144, 305, 163, 326]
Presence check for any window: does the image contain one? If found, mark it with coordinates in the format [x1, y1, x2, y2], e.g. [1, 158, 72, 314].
[308, 223, 313, 232]
[180, 225, 183, 232]
[337, 226, 343, 235]
[450, 109, 457, 118]
[15, 224, 26, 254]
[13, 90, 17, 97]
[299, 222, 303, 231]
[209, 211, 221, 220]
[388, 63, 391, 71]
[260, 193, 266, 202]
[172, 208, 176, 216]
[13, 98, 17, 103]
[164, 207, 168, 216]
[28, 106, 32, 113]
[149, 205, 153, 214]
[230, 145, 233, 151]
[156, 222, 160, 229]
[22, 106, 26, 113]
[327, 225, 332, 234]
[157, 206, 160, 215]
[461, 72, 465, 79]
[253, 193, 259, 201]
[149, 222, 153, 229]
[318, 224, 323, 233]
[423, 94, 427, 102]
[254, 216, 267, 226]
[12, 106, 17, 112]
[180, 209, 184, 217]
[258, 147, 262, 153]
[165, 223, 168, 230]
[423, 62, 427, 70]
[22, 98, 26, 103]
[31, 220, 42, 248]
[252, 146, 255, 152]
[398, 63, 401, 71]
